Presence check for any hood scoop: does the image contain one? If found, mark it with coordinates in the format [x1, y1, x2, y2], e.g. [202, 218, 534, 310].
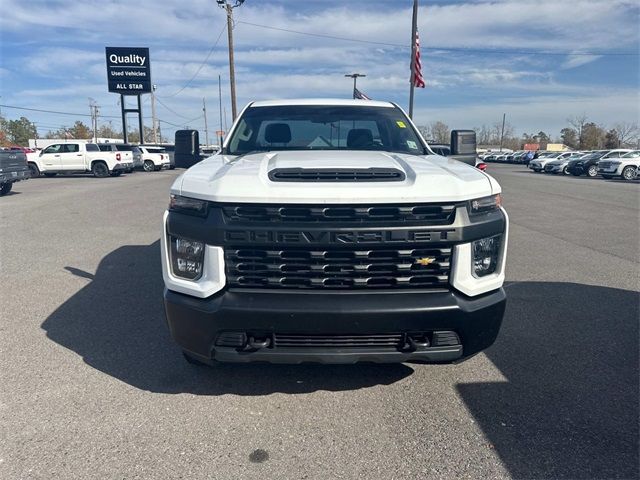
[268, 167, 406, 183]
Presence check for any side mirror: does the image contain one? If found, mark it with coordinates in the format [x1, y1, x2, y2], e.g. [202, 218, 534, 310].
[449, 130, 477, 166]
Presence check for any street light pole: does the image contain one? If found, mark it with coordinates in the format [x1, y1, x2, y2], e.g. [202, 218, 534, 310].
[217, 0, 245, 121]
[345, 73, 366, 98]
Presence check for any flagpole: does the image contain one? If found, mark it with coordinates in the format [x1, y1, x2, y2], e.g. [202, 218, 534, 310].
[408, 0, 418, 119]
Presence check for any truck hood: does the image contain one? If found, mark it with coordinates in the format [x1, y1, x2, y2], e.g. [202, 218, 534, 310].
[175, 150, 498, 204]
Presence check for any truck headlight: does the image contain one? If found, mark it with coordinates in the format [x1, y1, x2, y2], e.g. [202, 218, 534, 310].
[169, 195, 208, 216]
[170, 236, 205, 280]
[468, 194, 501, 216]
[472, 235, 502, 277]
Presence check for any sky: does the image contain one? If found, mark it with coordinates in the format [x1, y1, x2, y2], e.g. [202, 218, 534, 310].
[0, 0, 639, 141]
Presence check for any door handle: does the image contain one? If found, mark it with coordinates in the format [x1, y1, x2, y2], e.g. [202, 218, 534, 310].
[76, 154, 83, 157]
[54, 154, 60, 157]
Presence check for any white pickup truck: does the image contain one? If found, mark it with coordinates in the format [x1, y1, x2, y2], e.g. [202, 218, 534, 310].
[162, 99, 508, 366]
[27, 142, 133, 178]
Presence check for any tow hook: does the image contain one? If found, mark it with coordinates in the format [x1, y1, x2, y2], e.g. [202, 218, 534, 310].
[402, 333, 430, 352]
[247, 336, 271, 349]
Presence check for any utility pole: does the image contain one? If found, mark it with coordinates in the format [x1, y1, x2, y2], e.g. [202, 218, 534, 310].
[499, 113, 506, 152]
[218, 74, 224, 148]
[203, 97, 210, 146]
[88, 98, 99, 142]
[344, 73, 366, 98]
[151, 84, 158, 144]
[217, 0, 245, 121]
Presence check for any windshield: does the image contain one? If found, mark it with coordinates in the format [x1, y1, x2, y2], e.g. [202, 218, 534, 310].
[226, 105, 425, 155]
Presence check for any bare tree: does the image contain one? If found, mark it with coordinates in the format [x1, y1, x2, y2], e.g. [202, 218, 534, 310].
[613, 122, 638, 148]
[429, 121, 450, 144]
[568, 114, 588, 149]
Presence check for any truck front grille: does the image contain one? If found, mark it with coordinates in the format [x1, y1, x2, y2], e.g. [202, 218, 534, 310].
[222, 203, 458, 225]
[225, 247, 451, 289]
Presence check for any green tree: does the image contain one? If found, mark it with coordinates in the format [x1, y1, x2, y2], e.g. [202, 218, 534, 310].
[97, 121, 123, 139]
[560, 127, 578, 149]
[582, 123, 606, 150]
[604, 129, 619, 149]
[68, 121, 92, 139]
[5, 116, 37, 146]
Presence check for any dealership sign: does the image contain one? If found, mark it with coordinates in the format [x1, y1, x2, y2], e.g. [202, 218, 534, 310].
[105, 47, 151, 95]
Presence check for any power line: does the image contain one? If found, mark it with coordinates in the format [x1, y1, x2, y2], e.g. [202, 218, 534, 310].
[236, 20, 639, 56]
[156, 97, 204, 124]
[0, 104, 121, 119]
[158, 23, 228, 98]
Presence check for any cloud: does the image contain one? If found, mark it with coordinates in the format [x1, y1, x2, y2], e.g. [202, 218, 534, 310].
[561, 54, 602, 70]
[0, 0, 638, 139]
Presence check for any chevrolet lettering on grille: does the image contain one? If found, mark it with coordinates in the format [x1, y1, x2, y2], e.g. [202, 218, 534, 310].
[224, 229, 456, 244]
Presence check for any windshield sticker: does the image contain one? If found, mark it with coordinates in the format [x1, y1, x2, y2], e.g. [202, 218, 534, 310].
[406, 140, 417, 149]
[396, 121, 407, 128]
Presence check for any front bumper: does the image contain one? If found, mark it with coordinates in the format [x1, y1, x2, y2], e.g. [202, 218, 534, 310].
[0, 169, 30, 183]
[164, 287, 506, 364]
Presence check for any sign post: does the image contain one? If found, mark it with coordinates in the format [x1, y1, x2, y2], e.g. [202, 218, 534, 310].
[105, 47, 152, 143]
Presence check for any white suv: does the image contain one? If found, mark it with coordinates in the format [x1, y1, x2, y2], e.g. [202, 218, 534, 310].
[135, 146, 171, 172]
[598, 150, 640, 181]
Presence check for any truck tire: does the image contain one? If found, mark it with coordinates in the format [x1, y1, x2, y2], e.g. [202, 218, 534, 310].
[110, 171, 123, 177]
[92, 161, 109, 178]
[43, 172, 57, 177]
[586, 165, 598, 177]
[143, 160, 154, 172]
[622, 166, 637, 181]
[0, 182, 12, 196]
[28, 163, 40, 178]
[563, 166, 570, 175]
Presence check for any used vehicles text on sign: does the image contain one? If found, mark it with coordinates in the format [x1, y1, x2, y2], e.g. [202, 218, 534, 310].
[105, 47, 151, 95]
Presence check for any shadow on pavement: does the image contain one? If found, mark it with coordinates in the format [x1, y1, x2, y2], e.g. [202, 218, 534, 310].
[42, 241, 413, 395]
[457, 281, 639, 479]
[42, 242, 639, 477]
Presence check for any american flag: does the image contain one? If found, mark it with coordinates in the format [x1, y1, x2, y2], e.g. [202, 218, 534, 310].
[413, 30, 426, 88]
[353, 87, 371, 100]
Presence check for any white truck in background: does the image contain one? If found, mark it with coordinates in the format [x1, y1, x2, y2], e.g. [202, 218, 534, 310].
[27, 142, 132, 178]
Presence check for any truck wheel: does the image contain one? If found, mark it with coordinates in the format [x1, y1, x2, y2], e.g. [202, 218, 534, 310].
[0, 182, 12, 196]
[586, 165, 598, 177]
[563, 166, 570, 175]
[28, 163, 40, 178]
[143, 160, 154, 172]
[43, 172, 57, 178]
[92, 162, 109, 178]
[622, 166, 637, 181]
[110, 171, 122, 177]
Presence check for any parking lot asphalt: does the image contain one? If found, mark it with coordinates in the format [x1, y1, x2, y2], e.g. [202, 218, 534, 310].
[0, 164, 638, 479]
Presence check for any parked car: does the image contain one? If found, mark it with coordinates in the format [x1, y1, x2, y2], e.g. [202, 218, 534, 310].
[529, 151, 573, 172]
[543, 152, 585, 174]
[566, 149, 631, 177]
[597, 150, 640, 180]
[162, 98, 509, 366]
[134, 146, 170, 172]
[97, 143, 136, 173]
[0, 150, 30, 195]
[27, 142, 130, 178]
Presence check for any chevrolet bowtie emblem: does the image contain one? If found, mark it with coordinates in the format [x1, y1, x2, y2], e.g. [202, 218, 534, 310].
[415, 257, 436, 266]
